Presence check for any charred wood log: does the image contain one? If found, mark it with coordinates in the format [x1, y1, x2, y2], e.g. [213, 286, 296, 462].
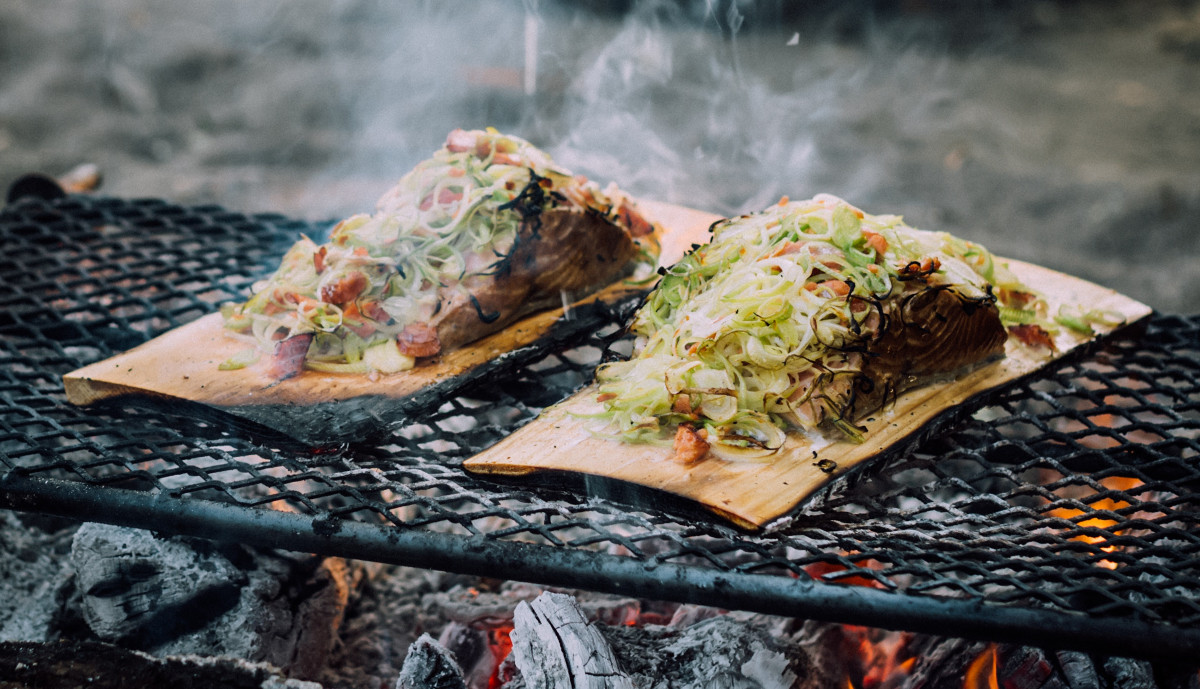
[396, 633, 468, 689]
[602, 615, 806, 689]
[437, 621, 495, 689]
[508, 591, 633, 689]
[0, 639, 319, 689]
[69, 523, 362, 681]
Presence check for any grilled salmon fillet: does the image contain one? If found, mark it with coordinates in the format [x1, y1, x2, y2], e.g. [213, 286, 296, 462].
[221, 128, 656, 379]
[592, 194, 1020, 461]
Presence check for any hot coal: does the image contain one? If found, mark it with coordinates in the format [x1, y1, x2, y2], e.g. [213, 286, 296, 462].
[3, 509, 1200, 688]
[396, 634, 468, 689]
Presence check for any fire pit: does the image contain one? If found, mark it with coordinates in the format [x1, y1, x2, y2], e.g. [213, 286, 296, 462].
[2, 187, 1199, 678]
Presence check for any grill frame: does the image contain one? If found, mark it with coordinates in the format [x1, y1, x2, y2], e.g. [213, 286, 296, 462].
[2, 193, 1199, 660]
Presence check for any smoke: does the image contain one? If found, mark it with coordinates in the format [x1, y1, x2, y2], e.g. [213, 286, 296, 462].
[3, 1, 1197, 310]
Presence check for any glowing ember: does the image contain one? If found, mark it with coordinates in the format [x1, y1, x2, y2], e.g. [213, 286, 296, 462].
[963, 644, 1000, 689]
[486, 624, 515, 689]
[1047, 475, 1143, 569]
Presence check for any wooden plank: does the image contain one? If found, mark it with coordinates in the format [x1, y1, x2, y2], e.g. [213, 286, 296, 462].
[463, 207, 1154, 530]
[62, 200, 705, 445]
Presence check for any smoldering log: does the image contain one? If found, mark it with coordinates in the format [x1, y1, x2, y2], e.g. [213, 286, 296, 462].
[602, 615, 806, 689]
[69, 523, 363, 680]
[0, 639, 321, 689]
[396, 633, 468, 689]
[508, 591, 634, 689]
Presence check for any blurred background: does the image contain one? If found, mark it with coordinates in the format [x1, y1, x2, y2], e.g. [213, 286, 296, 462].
[2, 0, 1198, 312]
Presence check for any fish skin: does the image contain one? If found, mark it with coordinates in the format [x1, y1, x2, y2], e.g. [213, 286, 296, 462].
[430, 204, 644, 352]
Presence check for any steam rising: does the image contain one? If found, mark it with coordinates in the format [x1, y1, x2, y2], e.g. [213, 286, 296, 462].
[2, 1, 1197, 310]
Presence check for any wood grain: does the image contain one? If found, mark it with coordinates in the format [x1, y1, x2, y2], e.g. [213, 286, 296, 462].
[463, 206, 1155, 530]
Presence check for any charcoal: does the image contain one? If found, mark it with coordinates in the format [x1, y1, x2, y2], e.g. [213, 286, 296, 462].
[1100, 656, 1159, 689]
[71, 522, 247, 644]
[396, 634, 467, 689]
[599, 614, 808, 689]
[0, 639, 321, 689]
[437, 621, 494, 689]
[70, 523, 362, 680]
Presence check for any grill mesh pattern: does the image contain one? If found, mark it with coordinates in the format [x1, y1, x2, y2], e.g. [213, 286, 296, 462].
[2, 195, 1198, 642]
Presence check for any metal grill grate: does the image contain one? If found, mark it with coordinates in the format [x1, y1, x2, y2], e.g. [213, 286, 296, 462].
[2, 194, 1198, 659]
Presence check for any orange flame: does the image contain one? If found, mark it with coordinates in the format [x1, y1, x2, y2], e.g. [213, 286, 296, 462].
[486, 624, 515, 689]
[1047, 475, 1142, 569]
[964, 644, 1000, 689]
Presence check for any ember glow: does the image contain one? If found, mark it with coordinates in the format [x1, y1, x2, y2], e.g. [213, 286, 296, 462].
[1047, 475, 1143, 570]
[963, 644, 1000, 689]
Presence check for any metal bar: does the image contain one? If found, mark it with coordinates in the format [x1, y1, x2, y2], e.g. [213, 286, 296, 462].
[3, 471, 1197, 662]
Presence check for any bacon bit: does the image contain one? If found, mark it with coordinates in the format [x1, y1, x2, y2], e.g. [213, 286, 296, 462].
[353, 246, 369, 257]
[1009, 323, 1057, 350]
[361, 301, 390, 322]
[419, 188, 464, 211]
[596, 392, 617, 403]
[313, 246, 328, 274]
[616, 200, 654, 237]
[492, 153, 522, 166]
[898, 256, 941, 280]
[805, 279, 850, 297]
[340, 302, 383, 339]
[863, 231, 888, 256]
[770, 240, 804, 258]
[445, 128, 475, 153]
[319, 271, 368, 304]
[397, 322, 441, 358]
[448, 167, 465, 177]
[867, 264, 880, 274]
[672, 395, 693, 414]
[778, 195, 790, 206]
[673, 424, 709, 465]
[999, 288, 1038, 309]
[267, 333, 313, 380]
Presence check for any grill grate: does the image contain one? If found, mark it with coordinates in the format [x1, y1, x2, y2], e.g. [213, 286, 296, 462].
[2, 194, 1199, 659]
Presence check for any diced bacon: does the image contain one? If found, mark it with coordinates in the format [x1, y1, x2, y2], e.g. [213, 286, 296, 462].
[319, 271, 368, 304]
[1009, 323, 1056, 350]
[397, 322, 441, 358]
[615, 200, 654, 237]
[672, 394, 693, 414]
[313, 246, 327, 274]
[863, 231, 888, 256]
[673, 424, 709, 465]
[770, 241, 804, 258]
[596, 392, 617, 403]
[805, 279, 850, 297]
[267, 333, 313, 380]
[446, 129, 475, 153]
[361, 301, 390, 322]
[898, 256, 941, 280]
[341, 302, 383, 339]
[999, 288, 1038, 309]
[420, 188, 464, 211]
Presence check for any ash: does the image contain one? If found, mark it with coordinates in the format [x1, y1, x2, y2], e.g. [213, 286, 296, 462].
[2, 513, 1197, 688]
[1, 1, 1199, 313]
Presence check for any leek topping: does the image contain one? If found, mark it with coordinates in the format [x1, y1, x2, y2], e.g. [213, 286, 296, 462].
[220, 129, 636, 376]
[593, 194, 1026, 456]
